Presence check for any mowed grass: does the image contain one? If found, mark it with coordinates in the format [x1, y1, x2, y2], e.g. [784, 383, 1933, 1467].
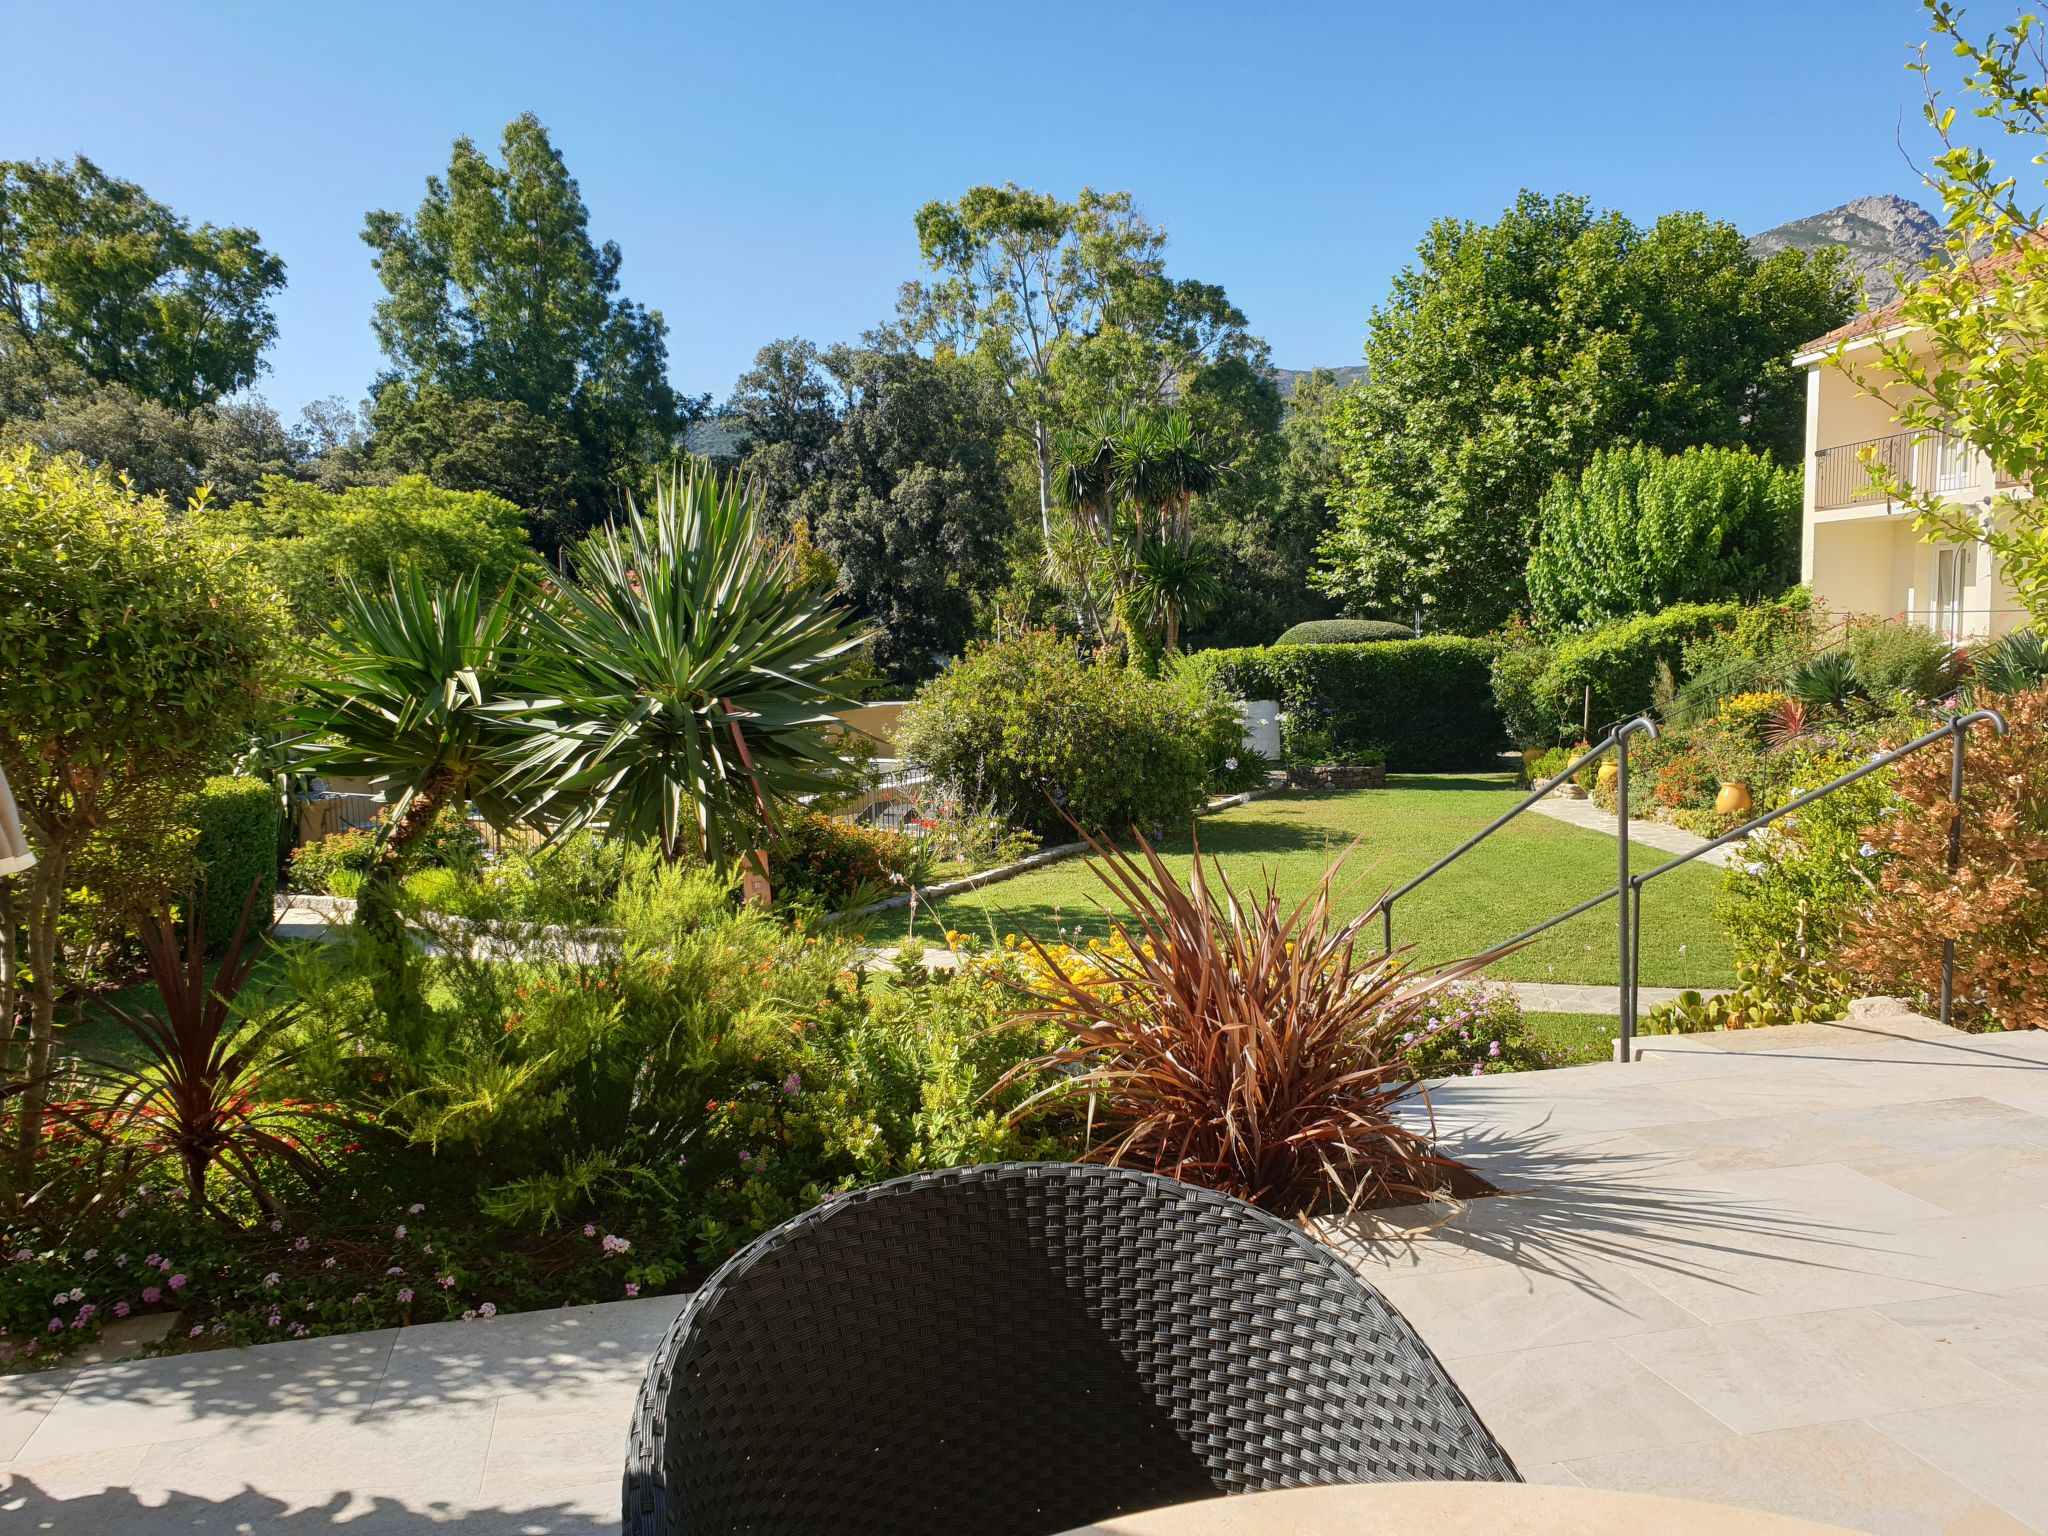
[910, 775, 1734, 989]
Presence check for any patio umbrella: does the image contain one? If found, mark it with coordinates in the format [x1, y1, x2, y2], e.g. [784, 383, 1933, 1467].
[0, 764, 34, 876]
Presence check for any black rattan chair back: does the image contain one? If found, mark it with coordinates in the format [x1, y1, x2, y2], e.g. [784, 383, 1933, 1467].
[624, 1162, 1516, 1535]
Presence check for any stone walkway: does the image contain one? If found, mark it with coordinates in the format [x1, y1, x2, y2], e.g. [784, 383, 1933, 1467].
[1527, 795, 1738, 868]
[6, 1007, 2046, 1532]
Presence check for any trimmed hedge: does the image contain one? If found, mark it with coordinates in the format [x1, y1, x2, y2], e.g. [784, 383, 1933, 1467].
[192, 775, 279, 948]
[1535, 602, 1742, 733]
[1187, 637, 1505, 771]
[1273, 618, 1415, 646]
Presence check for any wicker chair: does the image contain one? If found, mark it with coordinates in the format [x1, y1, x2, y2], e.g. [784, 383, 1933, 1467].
[623, 1162, 1517, 1536]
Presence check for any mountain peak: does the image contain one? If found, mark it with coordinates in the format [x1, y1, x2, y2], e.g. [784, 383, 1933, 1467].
[1748, 194, 1945, 306]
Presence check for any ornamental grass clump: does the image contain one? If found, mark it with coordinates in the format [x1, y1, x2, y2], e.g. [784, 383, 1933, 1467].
[997, 829, 1497, 1215]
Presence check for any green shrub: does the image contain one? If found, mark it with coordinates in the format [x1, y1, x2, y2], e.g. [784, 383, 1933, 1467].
[897, 630, 1220, 837]
[1273, 618, 1414, 646]
[1184, 637, 1504, 772]
[1846, 618, 1961, 702]
[1527, 445, 1801, 629]
[1970, 626, 2048, 698]
[289, 828, 377, 895]
[1534, 602, 1742, 734]
[1402, 983, 1552, 1076]
[767, 812, 931, 912]
[1670, 589, 1821, 721]
[191, 775, 279, 947]
[1490, 618, 1561, 748]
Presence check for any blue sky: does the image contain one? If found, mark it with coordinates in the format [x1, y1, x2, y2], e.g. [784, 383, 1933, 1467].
[4, 0, 1955, 417]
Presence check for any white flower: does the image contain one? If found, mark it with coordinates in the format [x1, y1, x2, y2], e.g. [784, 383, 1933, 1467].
[1224, 757, 1238, 772]
[1860, 841, 1878, 857]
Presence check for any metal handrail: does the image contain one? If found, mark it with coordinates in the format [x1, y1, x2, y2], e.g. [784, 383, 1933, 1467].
[1618, 708, 2009, 1054]
[1380, 718, 1657, 955]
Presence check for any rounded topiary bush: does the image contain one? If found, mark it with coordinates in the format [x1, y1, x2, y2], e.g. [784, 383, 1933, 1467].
[1273, 618, 1415, 646]
[192, 775, 281, 947]
[896, 630, 1219, 837]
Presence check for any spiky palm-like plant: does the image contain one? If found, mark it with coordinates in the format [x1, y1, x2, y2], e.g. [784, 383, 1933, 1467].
[501, 463, 867, 865]
[290, 569, 525, 852]
[1130, 536, 1225, 657]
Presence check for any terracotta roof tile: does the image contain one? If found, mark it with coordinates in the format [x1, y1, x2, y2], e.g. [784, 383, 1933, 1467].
[1798, 230, 2048, 353]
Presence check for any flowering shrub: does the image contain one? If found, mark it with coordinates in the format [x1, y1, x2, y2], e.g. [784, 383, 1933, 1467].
[766, 812, 929, 912]
[1651, 748, 1718, 812]
[1718, 690, 1792, 741]
[1399, 984, 1553, 1075]
[1843, 686, 2048, 1028]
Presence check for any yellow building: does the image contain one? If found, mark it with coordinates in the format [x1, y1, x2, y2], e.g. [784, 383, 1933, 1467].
[1793, 271, 2028, 642]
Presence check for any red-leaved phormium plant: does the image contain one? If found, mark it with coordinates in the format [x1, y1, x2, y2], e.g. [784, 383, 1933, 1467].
[996, 828, 1503, 1216]
[1842, 685, 2048, 1029]
[97, 881, 323, 1213]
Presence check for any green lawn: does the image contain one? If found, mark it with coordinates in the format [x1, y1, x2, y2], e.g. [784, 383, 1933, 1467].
[1527, 1011, 1622, 1064]
[909, 775, 1734, 989]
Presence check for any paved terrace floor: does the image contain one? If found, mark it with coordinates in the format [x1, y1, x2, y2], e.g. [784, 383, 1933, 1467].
[4, 1009, 2046, 1534]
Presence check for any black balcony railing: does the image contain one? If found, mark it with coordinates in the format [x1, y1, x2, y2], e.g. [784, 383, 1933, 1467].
[1813, 431, 1918, 510]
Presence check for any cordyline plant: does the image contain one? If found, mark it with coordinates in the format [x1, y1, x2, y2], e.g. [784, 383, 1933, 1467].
[1843, 687, 2048, 1028]
[996, 829, 1501, 1215]
[95, 881, 321, 1214]
[498, 462, 868, 867]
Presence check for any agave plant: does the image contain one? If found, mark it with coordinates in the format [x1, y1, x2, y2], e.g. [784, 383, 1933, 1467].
[1788, 649, 1865, 711]
[997, 829, 1498, 1215]
[1969, 626, 2048, 699]
[500, 462, 868, 865]
[96, 882, 318, 1214]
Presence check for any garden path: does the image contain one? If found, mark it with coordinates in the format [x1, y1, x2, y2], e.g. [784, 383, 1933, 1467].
[1527, 797, 1738, 868]
[6, 1005, 2046, 1533]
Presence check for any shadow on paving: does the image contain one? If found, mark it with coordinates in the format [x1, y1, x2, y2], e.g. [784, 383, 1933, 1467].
[0, 1479, 616, 1534]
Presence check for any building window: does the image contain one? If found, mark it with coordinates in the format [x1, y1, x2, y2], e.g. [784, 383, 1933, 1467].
[1933, 544, 1975, 638]
[1935, 433, 1974, 491]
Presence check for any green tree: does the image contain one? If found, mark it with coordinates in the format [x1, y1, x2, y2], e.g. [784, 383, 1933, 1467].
[365, 386, 584, 545]
[0, 448, 287, 1195]
[1315, 192, 1852, 633]
[1190, 368, 1346, 647]
[808, 345, 1011, 677]
[194, 475, 540, 632]
[725, 337, 841, 534]
[903, 184, 1266, 543]
[362, 114, 689, 546]
[1526, 444, 1802, 628]
[2, 382, 376, 506]
[0, 157, 285, 411]
[1845, 1, 2048, 625]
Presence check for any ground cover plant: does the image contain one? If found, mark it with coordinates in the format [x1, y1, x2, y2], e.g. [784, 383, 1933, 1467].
[923, 775, 1732, 989]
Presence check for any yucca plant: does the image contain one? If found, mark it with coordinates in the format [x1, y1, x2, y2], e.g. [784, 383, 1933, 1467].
[997, 830, 1497, 1215]
[1970, 626, 2048, 700]
[289, 569, 526, 858]
[96, 882, 319, 1215]
[1789, 649, 1865, 711]
[499, 462, 868, 865]
[1130, 536, 1224, 656]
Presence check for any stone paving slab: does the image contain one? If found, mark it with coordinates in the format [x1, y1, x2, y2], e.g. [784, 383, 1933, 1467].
[8, 1012, 2048, 1532]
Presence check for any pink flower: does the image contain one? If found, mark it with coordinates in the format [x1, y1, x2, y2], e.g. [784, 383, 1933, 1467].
[408, 1203, 424, 1215]
[396, 1287, 414, 1304]
[321, 1258, 336, 1269]
[394, 1225, 407, 1241]
[478, 1303, 496, 1318]
[167, 1274, 186, 1291]
[113, 1302, 130, 1318]
[262, 1272, 281, 1288]
[188, 1325, 203, 1338]
[141, 1287, 161, 1304]
[211, 1323, 227, 1336]
[438, 1276, 455, 1289]
[269, 1220, 283, 1233]
[45, 1319, 61, 1333]
[267, 1313, 282, 1327]
[144, 1254, 162, 1268]
[582, 1224, 596, 1238]
[601, 1234, 631, 1255]
[462, 1310, 477, 1322]
[293, 1237, 310, 1252]
[624, 1283, 640, 1298]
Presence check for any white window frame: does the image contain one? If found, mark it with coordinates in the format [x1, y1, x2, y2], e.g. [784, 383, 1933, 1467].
[1935, 433, 1975, 492]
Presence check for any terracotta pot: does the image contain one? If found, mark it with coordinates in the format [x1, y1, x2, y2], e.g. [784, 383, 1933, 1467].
[1714, 780, 1753, 817]
[1596, 760, 1619, 793]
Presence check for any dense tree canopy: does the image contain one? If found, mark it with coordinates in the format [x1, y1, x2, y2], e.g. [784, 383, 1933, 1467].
[1314, 192, 1853, 633]
[195, 475, 539, 633]
[362, 114, 692, 547]
[1526, 444, 1802, 629]
[0, 157, 285, 412]
[901, 184, 1267, 543]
